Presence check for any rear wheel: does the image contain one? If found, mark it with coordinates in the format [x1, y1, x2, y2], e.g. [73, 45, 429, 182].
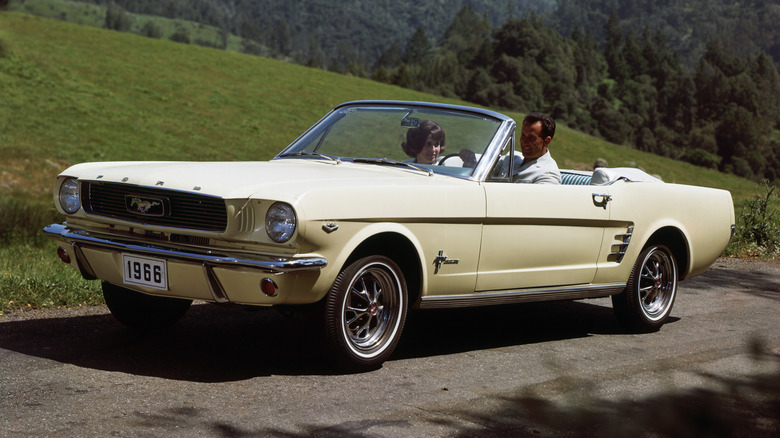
[102, 282, 192, 329]
[324, 255, 408, 371]
[612, 245, 678, 332]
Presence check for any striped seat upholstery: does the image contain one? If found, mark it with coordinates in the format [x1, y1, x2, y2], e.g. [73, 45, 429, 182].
[561, 172, 592, 185]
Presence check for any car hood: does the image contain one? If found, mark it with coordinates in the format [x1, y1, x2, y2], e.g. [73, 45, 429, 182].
[62, 159, 468, 200]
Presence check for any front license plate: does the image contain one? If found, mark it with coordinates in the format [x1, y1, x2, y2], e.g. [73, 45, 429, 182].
[122, 254, 168, 290]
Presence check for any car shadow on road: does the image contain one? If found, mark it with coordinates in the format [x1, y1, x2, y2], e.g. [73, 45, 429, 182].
[12, 259, 779, 381]
[0, 298, 639, 381]
[395, 298, 641, 360]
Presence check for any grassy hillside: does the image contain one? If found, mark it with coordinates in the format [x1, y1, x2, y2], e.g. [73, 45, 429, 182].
[0, 11, 763, 200]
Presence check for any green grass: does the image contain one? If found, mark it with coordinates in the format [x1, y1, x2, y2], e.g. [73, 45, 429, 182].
[0, 11, 775, 311]
[0, 242, 103, 314]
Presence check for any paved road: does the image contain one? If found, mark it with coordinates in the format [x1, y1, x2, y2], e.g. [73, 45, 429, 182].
[1, 258, 778, 437]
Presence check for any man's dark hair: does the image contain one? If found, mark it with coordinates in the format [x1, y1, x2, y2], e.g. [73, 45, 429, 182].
[523, 113, 556, 140]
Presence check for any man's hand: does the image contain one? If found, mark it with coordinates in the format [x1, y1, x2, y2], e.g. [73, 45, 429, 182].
[459, 149, 477, 168]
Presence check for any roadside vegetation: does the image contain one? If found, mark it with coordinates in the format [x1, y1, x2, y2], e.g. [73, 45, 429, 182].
[725, 181, 780, 258]
[0, 197, 102, 314]
[0, 12, 776, 313]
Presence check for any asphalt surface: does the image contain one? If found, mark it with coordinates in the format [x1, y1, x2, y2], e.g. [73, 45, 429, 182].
[1, 257, 778, 437]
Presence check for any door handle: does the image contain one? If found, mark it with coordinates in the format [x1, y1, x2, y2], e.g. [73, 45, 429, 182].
[592, 193, 612, 209]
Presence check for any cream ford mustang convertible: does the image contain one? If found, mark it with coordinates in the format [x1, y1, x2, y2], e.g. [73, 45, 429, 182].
[46, 101, 735, 370]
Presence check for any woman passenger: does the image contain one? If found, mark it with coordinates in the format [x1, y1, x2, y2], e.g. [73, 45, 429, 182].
[401, 120, 446, 165]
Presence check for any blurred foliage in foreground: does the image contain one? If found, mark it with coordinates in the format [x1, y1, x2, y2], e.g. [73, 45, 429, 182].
[449, 336, 779, 437]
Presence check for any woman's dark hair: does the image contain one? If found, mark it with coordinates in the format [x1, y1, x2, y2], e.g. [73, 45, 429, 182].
[523, 113, 556, 139]
[401, 120, 446, 157]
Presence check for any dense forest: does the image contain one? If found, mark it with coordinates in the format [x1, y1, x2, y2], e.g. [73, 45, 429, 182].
[7, 0, 780, 181]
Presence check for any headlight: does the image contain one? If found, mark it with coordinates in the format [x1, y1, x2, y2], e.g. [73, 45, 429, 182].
[58, 177, 81, 214]
[265, 202, 296, 243]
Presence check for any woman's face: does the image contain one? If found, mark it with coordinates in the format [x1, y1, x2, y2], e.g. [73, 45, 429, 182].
[415, 134, 442, 164]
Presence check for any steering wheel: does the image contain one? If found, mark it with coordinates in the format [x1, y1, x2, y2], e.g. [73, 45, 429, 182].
[438, 153, 461, 166]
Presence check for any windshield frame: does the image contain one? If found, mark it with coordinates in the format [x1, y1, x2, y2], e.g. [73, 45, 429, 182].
[273, 100, 516, 181]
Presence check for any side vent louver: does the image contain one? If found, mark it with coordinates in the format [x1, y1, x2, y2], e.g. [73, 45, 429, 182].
[610, 225, 634, 263]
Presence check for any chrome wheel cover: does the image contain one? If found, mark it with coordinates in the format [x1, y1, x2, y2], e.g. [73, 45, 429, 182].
[637, 248, 677, 321]
[340, 262, 404, 358]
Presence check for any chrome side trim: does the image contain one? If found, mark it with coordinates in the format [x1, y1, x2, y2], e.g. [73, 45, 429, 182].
[419, 283, 626, 309]
[44, 223, 327, 274]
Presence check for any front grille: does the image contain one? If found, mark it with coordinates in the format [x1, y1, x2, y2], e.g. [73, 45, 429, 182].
[82, 181, 228, 232]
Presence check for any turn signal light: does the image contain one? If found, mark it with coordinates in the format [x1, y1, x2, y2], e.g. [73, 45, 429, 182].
[260, 278, 278, 297]
[56, 247, 70, 264]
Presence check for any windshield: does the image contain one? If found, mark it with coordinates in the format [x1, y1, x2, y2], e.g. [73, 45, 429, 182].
[275, 103, 503, 178]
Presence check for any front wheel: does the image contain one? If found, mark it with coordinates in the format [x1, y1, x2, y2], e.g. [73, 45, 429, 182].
[612, 245, 678, 332]
[102, 282, 192, 329]
[324, 255, 408, 371]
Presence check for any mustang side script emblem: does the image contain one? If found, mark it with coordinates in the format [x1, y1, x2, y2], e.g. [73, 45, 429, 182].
[433, 250, 459, 274]
[126, 196, 165, 216]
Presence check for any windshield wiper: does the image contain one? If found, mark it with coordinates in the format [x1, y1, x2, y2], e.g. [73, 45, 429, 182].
[353, 157, 433, 176]
[278, 151, 341, 164]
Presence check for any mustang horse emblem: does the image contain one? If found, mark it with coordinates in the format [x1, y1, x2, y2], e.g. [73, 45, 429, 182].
[129, 197, 160, 214]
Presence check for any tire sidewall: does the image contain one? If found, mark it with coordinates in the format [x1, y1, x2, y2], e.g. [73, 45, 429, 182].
[626, 244, 678, 331]
[325, 255, 408, 369]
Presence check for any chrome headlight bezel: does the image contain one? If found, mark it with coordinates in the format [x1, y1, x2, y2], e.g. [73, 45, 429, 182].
[58, 177, 81, 214]
[265, 202, 296, 243]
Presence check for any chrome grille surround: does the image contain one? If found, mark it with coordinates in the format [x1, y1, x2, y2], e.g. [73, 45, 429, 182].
[82, 181, 228, 232]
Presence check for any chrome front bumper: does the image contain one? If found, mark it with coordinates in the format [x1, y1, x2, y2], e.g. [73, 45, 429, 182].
[45, 223, 328, 304]
[44, 223, 327, 275]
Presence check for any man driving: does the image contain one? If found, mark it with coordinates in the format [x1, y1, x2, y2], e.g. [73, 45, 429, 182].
[512, 112, 561, 184]
[458, 112, 561, 184]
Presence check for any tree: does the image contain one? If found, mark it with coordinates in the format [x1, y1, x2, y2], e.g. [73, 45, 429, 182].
[693, 62, 720, 116]
[305, 35, 325, 69]
[269, 19, 292, 56]
[402, 27, 432, 65]
[592, 97, 632, 145]
[604, 11, 629, 83]
[440, 7, 491, 68]
[622, 29, 647, 78]
[716, 104, 756, 170]
[169, 26, 190, 44]
[463, 68, 495, 106]
[104, 3, 132, 32]
[140, 21, 162, 39]
[374, 43, 402, 70]
[749, 52, 780, 126]
[493, 18, 527, 59]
